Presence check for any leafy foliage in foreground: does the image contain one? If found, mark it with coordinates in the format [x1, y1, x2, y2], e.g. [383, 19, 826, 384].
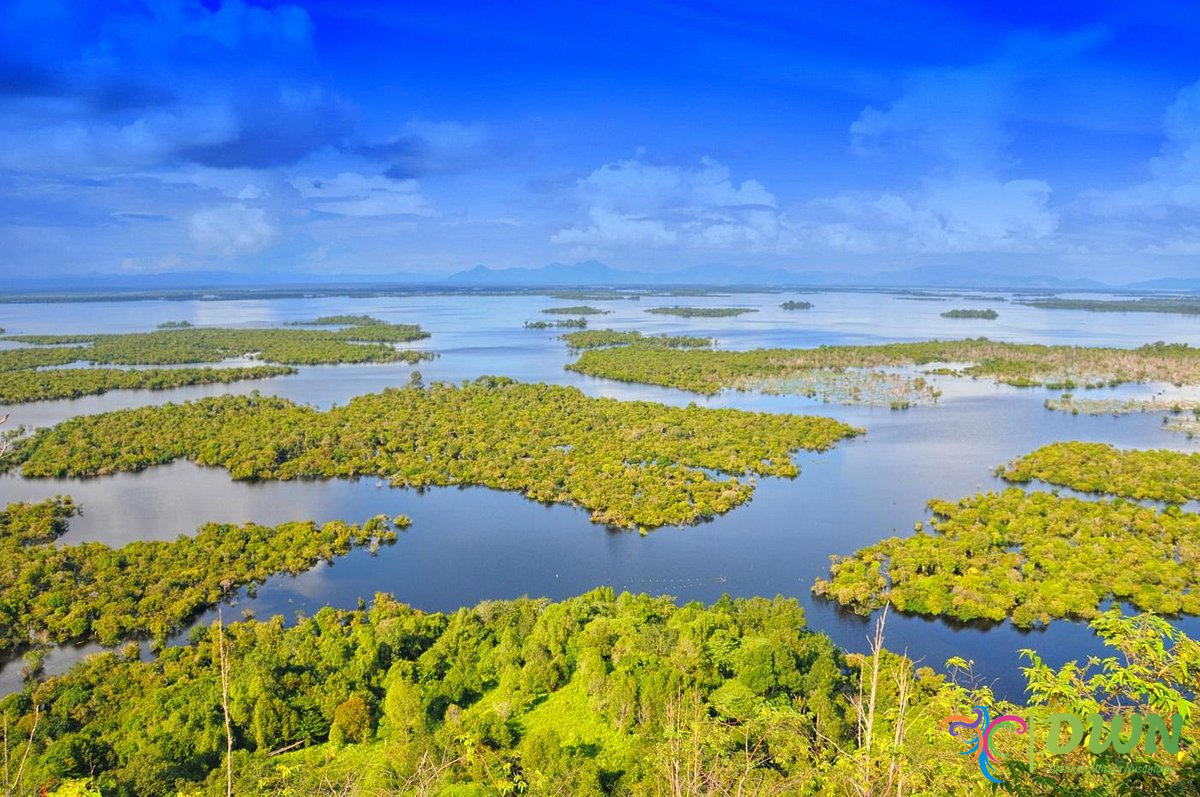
[1001, 442, 1200, 503]
[813, 488, 1200, 627]
[3, 593, 1196, 796]
[560, 329, 714, 349]
[6, 379, 858, 529]
[567, 338, 1200, 394]
[0, 497, 403, 655]
[0, 365, 295, 404]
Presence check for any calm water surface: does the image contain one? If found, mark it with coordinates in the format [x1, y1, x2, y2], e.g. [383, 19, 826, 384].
[3, 291, 1199, 697]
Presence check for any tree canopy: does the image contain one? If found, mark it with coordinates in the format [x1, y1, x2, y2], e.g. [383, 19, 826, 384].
[5, 379, 859, 529]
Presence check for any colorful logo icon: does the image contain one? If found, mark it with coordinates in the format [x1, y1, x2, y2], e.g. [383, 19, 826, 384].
[941, 706, 1028, 783]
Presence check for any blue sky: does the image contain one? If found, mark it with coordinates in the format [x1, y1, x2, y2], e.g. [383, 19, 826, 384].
[3, 0, 1200, 281]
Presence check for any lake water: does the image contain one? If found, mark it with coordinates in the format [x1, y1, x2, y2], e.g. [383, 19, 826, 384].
[3, 289, 1200, 698]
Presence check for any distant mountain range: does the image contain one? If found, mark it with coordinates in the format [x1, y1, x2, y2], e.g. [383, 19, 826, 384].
[443, 261, 1114, 290]
[4, 260, 1198, 293]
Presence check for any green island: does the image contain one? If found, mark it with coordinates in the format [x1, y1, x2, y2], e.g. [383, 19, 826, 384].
[155, 320, 193, 329]
[560, 329, 714, 349]
[780, 300, 813, 310]
[0, 365, 296, 405]
[1000, 441, 1200, 503]
[567, 338, 1200, 397]
[4, 379, 859, 529]
[1020, 296, 1200, 314]
[940, 308, 998, 319]
[0, 496, 404, 654]
[2, 322, 431, 366]
[541, 305, 610, 315]
[1, 591, 1193, 796]
[644, 306, 758, 318]
[0, 320, 431, 403]
[285, 315, 387, 326]
[813, 487, 1200, 627]
[524, 318, 587, 329]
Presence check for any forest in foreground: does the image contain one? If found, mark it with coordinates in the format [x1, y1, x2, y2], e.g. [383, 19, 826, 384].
[0, 589, 1195, 796]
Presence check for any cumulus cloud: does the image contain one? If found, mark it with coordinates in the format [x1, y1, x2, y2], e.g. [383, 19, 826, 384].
[290, 172, 435, 217]
[0, 101, 238, 173]
[189, 204, 278, 256]
[0, 1, 347, 175]
[359, 119, 496, 178]
[852, 31, 1101, 172]
[1087, 79, 1200, 216]
[802, 35, 1095, 255]
[552, 156, 794, 253]
[807, 178, 1057, 254]
[1063, 78, 1200, 256]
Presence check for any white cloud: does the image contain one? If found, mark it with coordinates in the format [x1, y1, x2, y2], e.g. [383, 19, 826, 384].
[290, 172, 435, 217]
[0, 103, 238, 174]
[371, 119, 494, 178]
[188, 204, 278, 256]
[552, 156, 793, 253]
[1086, 79, 1200, 216]
[807, 178, 1058, 254]
[1067, 79, 1200, 256]
[812, 36, 1091, 256]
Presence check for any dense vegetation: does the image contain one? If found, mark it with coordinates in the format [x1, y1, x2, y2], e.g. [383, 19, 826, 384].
[568, 338, 1200, 395]
[560, 330, 714, 349]
[1020, 296, 1200, 314]
[1, 591, 1194, 796]
[541, 306, 610, 315]
[644, 306, 758, 318]
[813, 487, 1200, 627]
[0, 365, 295, 404]
[524, 318, 587, 329]
[1001, 441, 1200, 503]
[780, 300, 813, 310]
[155, 321, 193, 329]
[940, 308, 998, 319]
[0, 496, 405, 655]
[285, 315, 387, 326]
[2, 323, 431, 366]
[0, 348, 96, 372]
[5, 379, 859, 529]
[0, 320, 430, 403]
